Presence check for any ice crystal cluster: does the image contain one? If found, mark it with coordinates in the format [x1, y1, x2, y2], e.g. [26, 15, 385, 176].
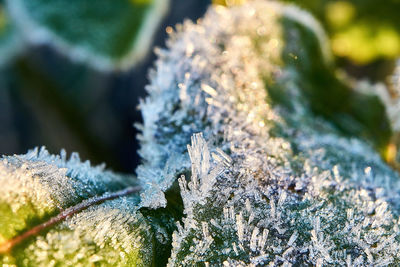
[0, 148, 174, 266]
[139, 1, 400, 265]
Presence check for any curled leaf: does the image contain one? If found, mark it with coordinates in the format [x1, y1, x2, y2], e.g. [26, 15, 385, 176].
[5, 0, 169, 71]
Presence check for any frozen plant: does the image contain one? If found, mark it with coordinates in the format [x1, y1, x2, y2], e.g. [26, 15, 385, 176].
[139, 1, 400, 265]
[0, 148, 176, 266]
[1, 1, 400, 266]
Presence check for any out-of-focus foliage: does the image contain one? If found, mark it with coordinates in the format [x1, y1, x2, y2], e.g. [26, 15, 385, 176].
[0, 2, 23, 67]
[212, 0, 248, 6]
[378, 60, 400, 168]
[5, 0, 169, 70]
[280, 0, 400, 64]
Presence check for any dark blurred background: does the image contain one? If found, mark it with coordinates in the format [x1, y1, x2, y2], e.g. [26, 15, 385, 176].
[0, 0, 210, 173]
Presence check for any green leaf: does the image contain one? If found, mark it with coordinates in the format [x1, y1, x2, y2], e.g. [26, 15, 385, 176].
[5, 0, 169, 71]
[0, 148, 175, 266]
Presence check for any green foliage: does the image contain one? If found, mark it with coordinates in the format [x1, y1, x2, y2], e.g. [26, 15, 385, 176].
[282, 0, 400, 64]
[5, 0, 169, 70]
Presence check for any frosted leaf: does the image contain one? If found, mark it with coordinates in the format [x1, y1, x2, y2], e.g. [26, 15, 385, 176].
[138, 1, 400, 265]
[0, 147, 175, 266]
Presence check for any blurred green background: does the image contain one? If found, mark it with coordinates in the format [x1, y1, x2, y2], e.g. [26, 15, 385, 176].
[281, 0, 400, 85]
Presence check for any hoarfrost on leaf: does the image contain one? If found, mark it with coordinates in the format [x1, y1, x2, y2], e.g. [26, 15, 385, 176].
[0, 147, 175, 266]
[1, 0, 400, 265]
[138, 1, 400, 265]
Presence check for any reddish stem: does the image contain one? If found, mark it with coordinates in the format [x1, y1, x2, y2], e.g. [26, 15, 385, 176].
[0, 186, 142, 254]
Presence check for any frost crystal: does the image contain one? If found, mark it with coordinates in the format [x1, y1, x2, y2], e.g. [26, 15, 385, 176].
[0, 148, 173, 266]
[0, 147, 135, 234]
[139, 1, 400, 265]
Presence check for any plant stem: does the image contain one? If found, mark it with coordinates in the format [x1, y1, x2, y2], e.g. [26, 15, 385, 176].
[0, 185, 142, 254]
